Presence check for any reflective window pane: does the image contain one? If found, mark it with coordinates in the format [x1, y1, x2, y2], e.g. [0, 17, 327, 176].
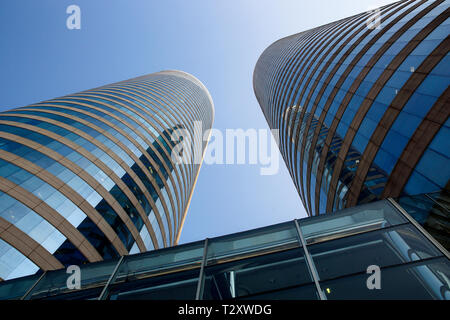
[299, 200, 407, 244]
[203, 248, 311, 300]
[207, 222, 299, 265]
[321, 258, 450, 300]
[308, 225, 442, 281]
[115, 240, 204, 282]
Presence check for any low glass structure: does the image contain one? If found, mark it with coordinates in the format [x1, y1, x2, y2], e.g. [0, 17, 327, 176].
[0, 198, 448, 300]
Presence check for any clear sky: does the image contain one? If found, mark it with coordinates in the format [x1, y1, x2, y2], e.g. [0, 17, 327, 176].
[0, 0, 397, 244]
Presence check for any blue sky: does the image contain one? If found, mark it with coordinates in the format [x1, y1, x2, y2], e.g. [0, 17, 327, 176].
[0, 0, 396, 244]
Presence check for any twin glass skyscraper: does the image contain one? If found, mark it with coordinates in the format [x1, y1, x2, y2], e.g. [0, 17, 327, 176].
[254, 0, 449, 220]
[0, 70, 214, 280]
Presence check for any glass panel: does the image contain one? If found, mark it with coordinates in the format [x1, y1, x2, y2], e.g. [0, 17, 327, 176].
[40, 287, 103, 300]
[0, 273, 41, 300]
[114, 240, 205, 282]
[239, 283, 318, 300]
[207, 221, 299, 265]
[320, 257, 450, 300]
[28, 259, 119, 299]
[308, 225, 442, 281]
[427, 190, 450, 211]
[298, 200, 407, 244]
[109, 268, 199, 300]
[203, 248, 312, 300]
[397, 193, 450, 250]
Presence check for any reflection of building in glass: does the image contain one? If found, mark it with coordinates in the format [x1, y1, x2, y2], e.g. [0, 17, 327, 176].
[0, 198, 448, 300]
[253, 0, 450, 221]
[0, 71, 214, 280]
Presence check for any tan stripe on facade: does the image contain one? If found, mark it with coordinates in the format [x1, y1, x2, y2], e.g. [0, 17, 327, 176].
[106, 81, 201, 219]
[0, 150, 104, 262]
[382, 87, 450, 198]
[0, 176, 103, 264]
[299, 0, 435, 213]
[277, 12, 368, 158]
[14, 104, 163, 248]
[307, 0, 421, 214]
[285, 10, 378, 211]
[1, 112, 162, 249]
[111, 82, 190, 211]
[275, 9, 383, 212]
[346, 35, 450, 206]
[0, 130, 129, 256]
[97, 85, 188, 231]
[325, 5, 448, 211]
[0, 119, 147, 252]
[131, 78, 210, 230]
[0, 217, 64, 271]
[117, 75, 213, 236]
[126, 80, 197, 191]
[30, 100, 171, 246]
[91, 87, 184, 227]
[124, 79, 199, 172]
[68, 91, 180, 240]
[118, 81, 195, 190]
[272, 20, 347, 187]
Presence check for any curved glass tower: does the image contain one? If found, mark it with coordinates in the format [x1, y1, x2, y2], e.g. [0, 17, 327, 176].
[254, 0, 449, 216]
[0, 70, 214, 280]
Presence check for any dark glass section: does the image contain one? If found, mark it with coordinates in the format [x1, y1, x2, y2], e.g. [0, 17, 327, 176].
[203, 248, 311, 300]
[52, 242, 89, 267]
[55, 218, 120, 263]
[109, 268, 199, 300]
[321, 258, 450, 300]
[397, 191, 450, 250]
[308, 225, 442, 281]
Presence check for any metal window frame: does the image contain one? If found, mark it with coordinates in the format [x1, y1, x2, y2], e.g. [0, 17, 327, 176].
[294, 219, 327, 300]
[97, 255, 125, 300]
[20, 271, 47, 300]
[388, 197, 450, 260]
[195, 238, 208, 300]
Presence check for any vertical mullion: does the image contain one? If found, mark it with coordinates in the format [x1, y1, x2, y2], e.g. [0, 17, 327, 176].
[387, 198, 450, 260]
[195, 238, 208, 300]
[20, 271, 47, 300]
[294, 219, 327, 300]
[98, 256, 125, 300]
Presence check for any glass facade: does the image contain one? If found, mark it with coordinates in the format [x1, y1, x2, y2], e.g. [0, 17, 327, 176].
[0, 198, 448, 300]
[0, 70, 214, 281]
[253, 0, 450, 225]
